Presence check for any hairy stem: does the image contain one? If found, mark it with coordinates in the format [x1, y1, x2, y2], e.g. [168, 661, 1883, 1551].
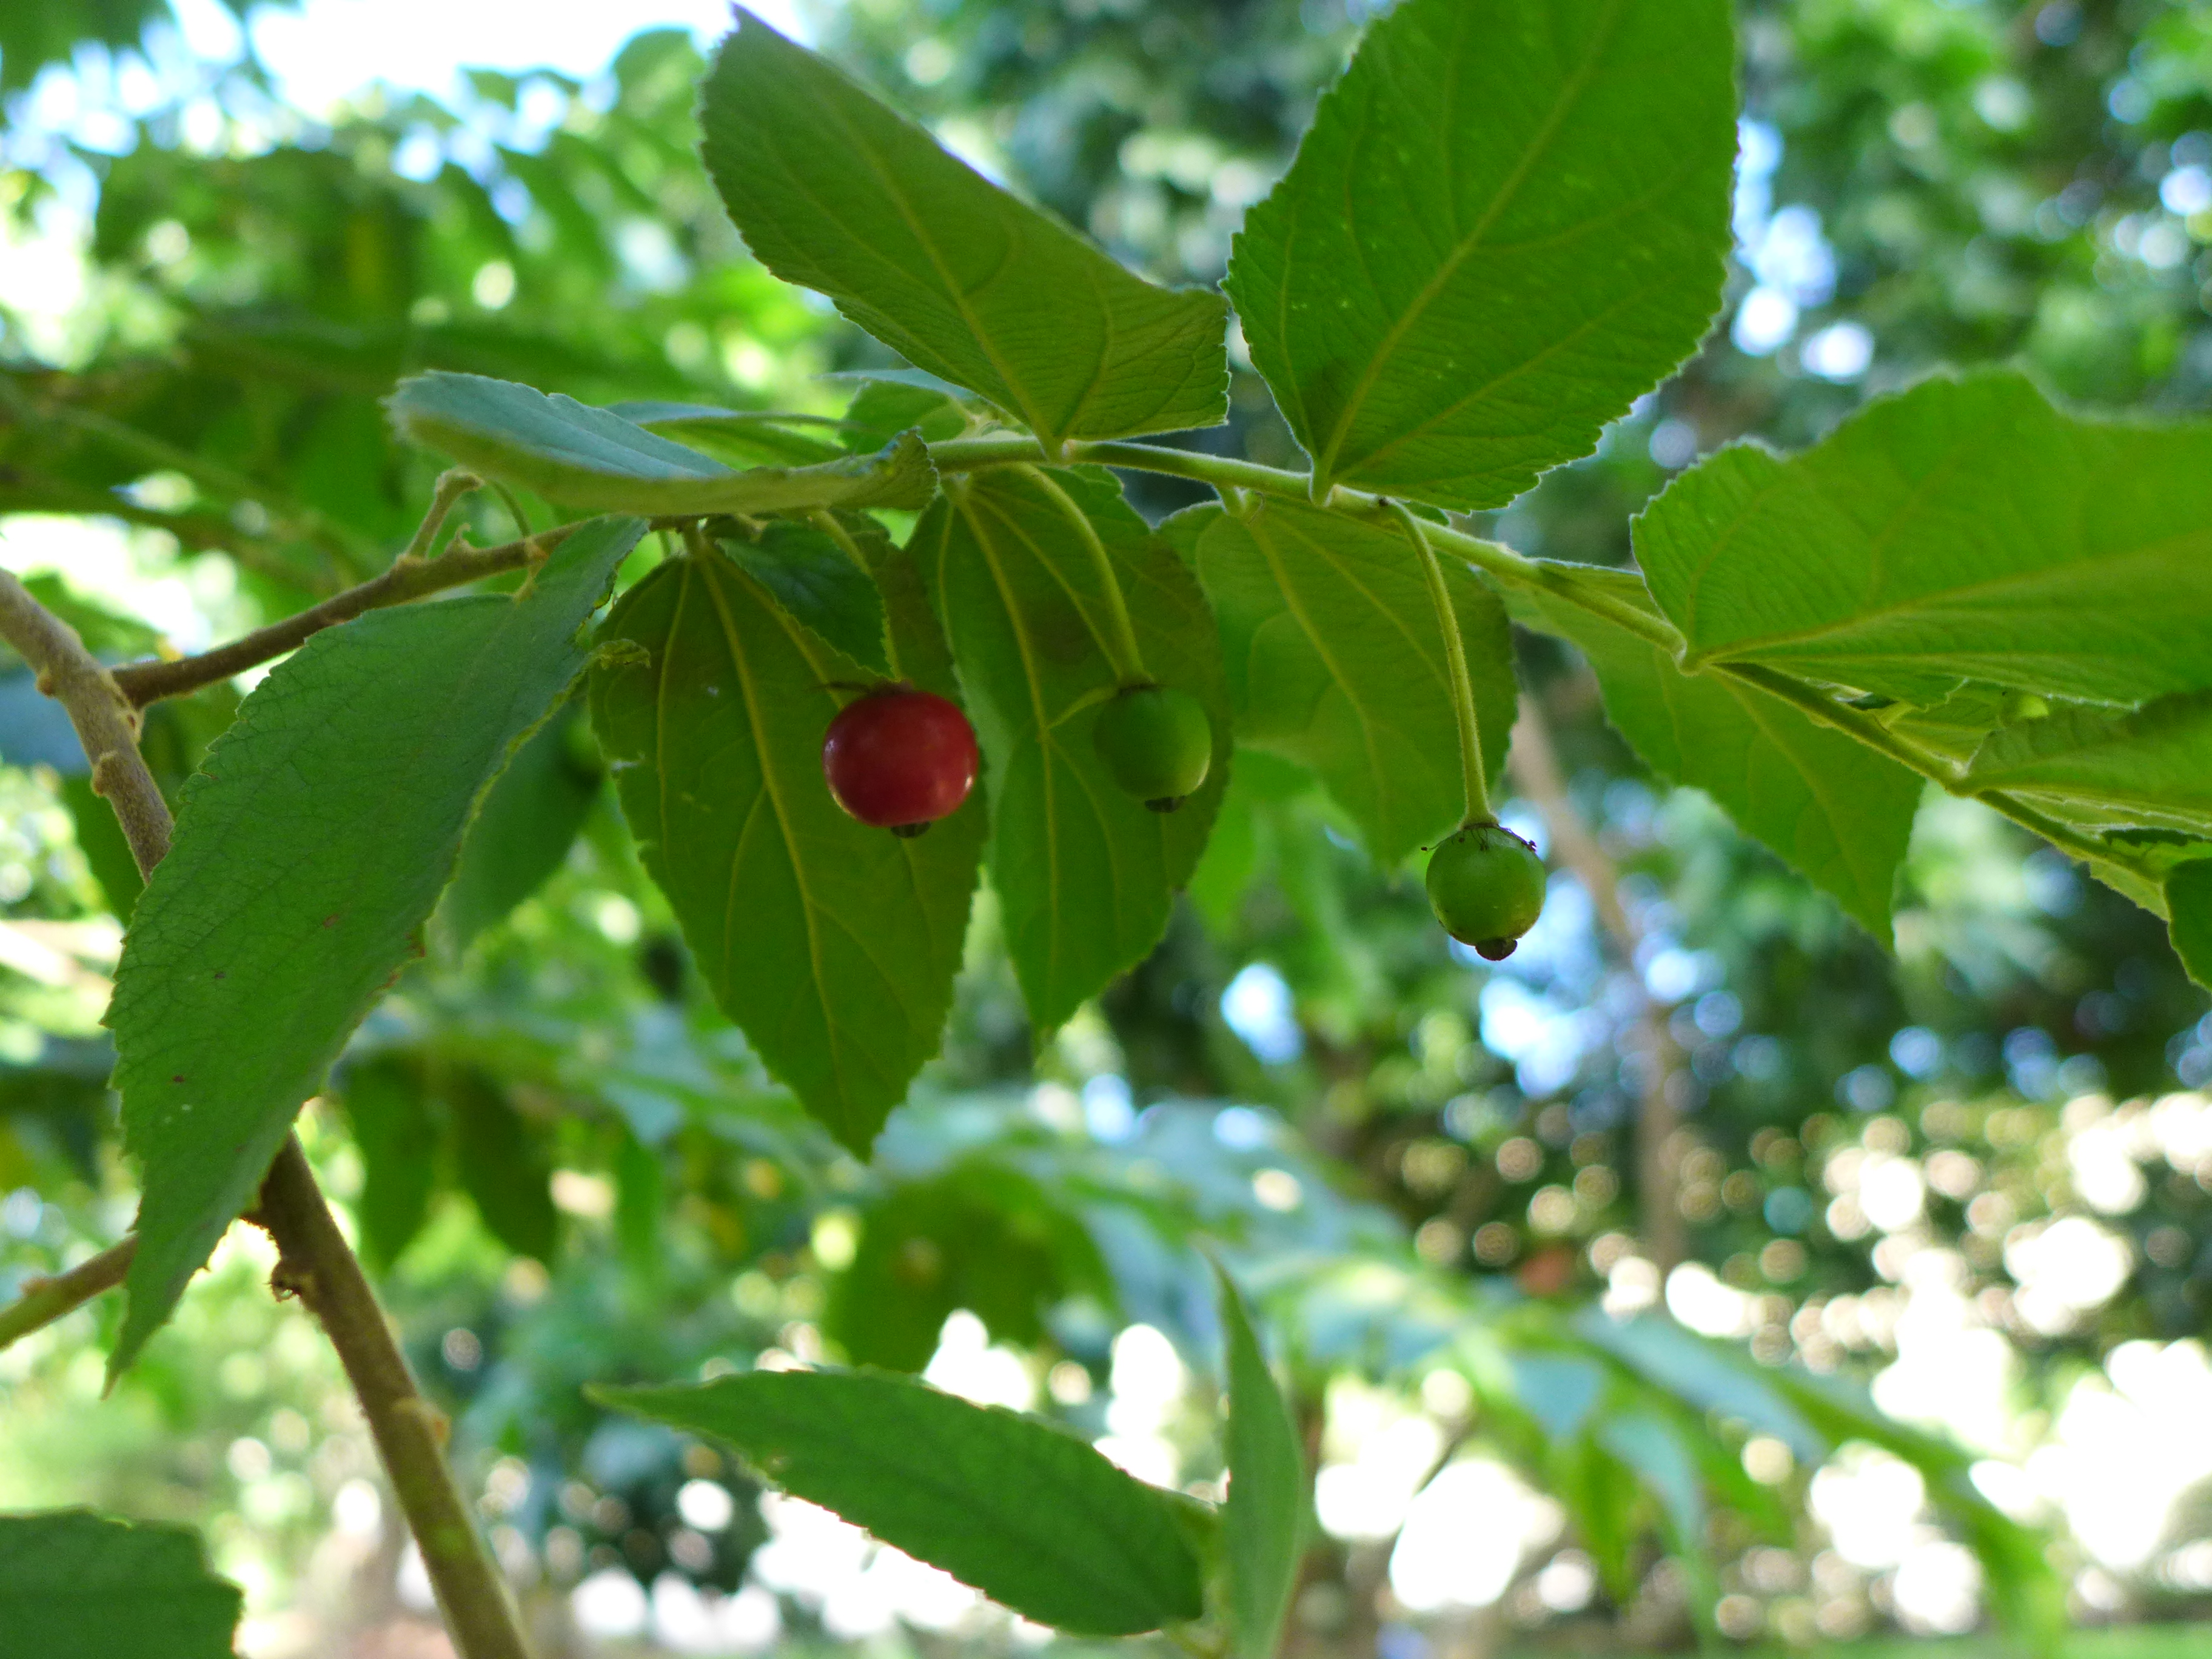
[110, 526, 567, 707]
[1508, 695, 1686, 1274]
[252, 1139, 531, 1659]
[3, 571, 534, 1659]
[0, 1238, 137, 1354]
[1016, 464, 1148, 685]
[1387, 501, 1490, 827]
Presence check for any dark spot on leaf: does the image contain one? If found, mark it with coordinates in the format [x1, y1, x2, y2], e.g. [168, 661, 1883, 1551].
[172, 1074, 186, 1084]
[322, 915, 340, 928]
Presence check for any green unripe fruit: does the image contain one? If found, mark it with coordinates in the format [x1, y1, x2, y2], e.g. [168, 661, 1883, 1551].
[1999, 689, 2052, 724]
[1425, 822, 1546, 960]
[1093, 683, 1212, 811]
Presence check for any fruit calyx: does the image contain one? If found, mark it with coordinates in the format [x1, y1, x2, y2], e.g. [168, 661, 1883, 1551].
[1424, 819, 1546, 960]
[1092, 681, 1212, 812]
[820, 683, 979, 835]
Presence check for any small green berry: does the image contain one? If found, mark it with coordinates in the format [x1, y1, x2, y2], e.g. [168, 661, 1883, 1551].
[1426, 822, 1546, 958]
[1093, 683, 1212, 811]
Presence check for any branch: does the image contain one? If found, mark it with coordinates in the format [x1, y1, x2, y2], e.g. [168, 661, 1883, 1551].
[1507, 694, 1686, 1275]
[110, 525, 565, 707]
[1, 574, 535, 1659]
[251, 1139, 532, 1659]
[0, 1238, 136, 1353]
[0, 569, 173, 873]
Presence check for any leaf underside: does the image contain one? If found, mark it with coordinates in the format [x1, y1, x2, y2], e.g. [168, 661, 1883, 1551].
[914, 467, 1230, 1032]
[1190, 498, 1517, 866]
[699, 10, 1228, 449]
[1519, 574, 1923, 939]
[591, 540, 982, 1153]
[1226, 0, 1737, 509]
[597, 1367, 1209, 1635]
[107, 515, 642, 1373]
[1216, 1266, 1307, 1659]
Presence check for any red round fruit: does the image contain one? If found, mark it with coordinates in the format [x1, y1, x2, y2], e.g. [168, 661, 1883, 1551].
[820, 686, 979, 833]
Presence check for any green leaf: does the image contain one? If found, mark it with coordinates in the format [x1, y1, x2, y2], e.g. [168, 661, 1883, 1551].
[390, 371, 936, 514]
[1194, 499, 1515, 865]
[1574, 1312, 1825, 1465]
[1224, 0, 1736, 509]
[1216, 1265, 1306, 1659]
[1636, 370, 2212, 706]
[699, 12, 1228, 449]
[610, 401, 850, 466]
[1518, 574, 1923, 938]
[1963, 692, 2212, 839]
[2166, 860, 2212, 992]
[716, 517, 891, 680]
[0, 1510, 242, 1659]
[106, 515, 642, 1373]
[337, 1054, 436, 1272]
[840, 378, 971, 452]
[914, 468, 1229, 1030]
[595, 1367, 1210, 1635]
[449, 1070, 560, 1263]
[589, 543, 983, 1151]
[436, 702, 601, 954]
[1594, 1413, 1719, 1634]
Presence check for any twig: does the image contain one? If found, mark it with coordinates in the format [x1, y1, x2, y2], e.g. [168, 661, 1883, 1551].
[4, 569, 535, 1659]
[109, 524, 567, 707]
[1507, 692, 1686, 1275]
[0, 1238, 137, 1353]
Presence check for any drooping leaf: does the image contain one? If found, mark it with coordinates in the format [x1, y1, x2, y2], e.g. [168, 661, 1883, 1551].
[589, 541, 983, 1151]
[595, 1368, 1210, 1635]
[1224, 0, 1737, 508]
[107, 515, 642, 1373]
[337, 1054, 437, 1272]
[716, 517, 891, 679]
[436, 702, 601, 954]
[390, 371, 936, 514]
[0, 1510, 243, 1658]
[447, 1070, 560, 1263]
[1518, 574, 1923, 939]
[1963, 692, 2212, 839]
[914, 467, 1229, 1030]
[1216, 1265, 1307, 1659]
[1636, 370, 2212, 706]
[1193, 499, 1515, 865]
[2167, 860, 2212, 993]
[699, 12, 1228, 449]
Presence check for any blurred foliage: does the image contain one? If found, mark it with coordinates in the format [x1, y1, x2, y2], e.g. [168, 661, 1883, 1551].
[2, 0, 2212, 1652]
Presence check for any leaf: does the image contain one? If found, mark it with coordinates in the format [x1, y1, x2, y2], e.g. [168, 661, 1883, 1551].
[589, 542, 983, 1151]
[1224, 0, 1736, 509]
[595, 1367, 1210, 1635]
[1194, 499, 1515, 865]
[699, 12, 1227, 449]
[914, 468, 1229, 1030]
[1574, 1312, 1825, 1464]
[0, 1510, 242, 1659]
[1518, 574, 1923, 939]
[449, 1071, 560, 1263]
[390, 371, 936, 514]
[610, 401, 850, 466]
[840, 378, 970, 451]
[2168, 860, 2212, 993]
[337, 1054, 437, 1272]
[1216, 1264, 1306, 1659]
[107, 515, 642, 1373]
[1594, 1413, 1719, 1633]
[716, 517, 891, 679]
[436, 702, 601, 954]
[1963, 692, 2212, 839]
[1635, 370, 2212, 707]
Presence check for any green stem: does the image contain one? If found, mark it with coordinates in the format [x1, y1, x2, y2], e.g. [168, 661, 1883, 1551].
[1387, 500, 1490, 828]
[931, 434, 2159, 889]
[1014, 464, 1148, 686]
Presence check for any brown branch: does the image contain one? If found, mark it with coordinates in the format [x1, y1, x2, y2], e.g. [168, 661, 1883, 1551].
[110, 524, 564, 708]
[2, 568, 535, 1659]
[1508, 692, 1687, 1275]
[0, 1238, 137, 1353]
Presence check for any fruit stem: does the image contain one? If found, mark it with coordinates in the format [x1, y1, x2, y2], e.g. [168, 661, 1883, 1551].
[1016, 464, 1148, 686]
[1387, 500, 1490, 828]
